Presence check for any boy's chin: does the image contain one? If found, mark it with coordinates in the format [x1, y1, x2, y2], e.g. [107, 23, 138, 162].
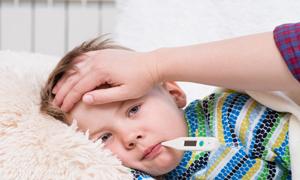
[146, 149, 183, 176]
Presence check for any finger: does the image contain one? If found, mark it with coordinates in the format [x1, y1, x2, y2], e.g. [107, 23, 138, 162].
[82, 86, 132, 105]
[60, 70, 106, 112]
[53, 74, 81, 107]
[52, 75, 68, 94]
[53, 64, 90, 105]
[52, 65, 79, 94]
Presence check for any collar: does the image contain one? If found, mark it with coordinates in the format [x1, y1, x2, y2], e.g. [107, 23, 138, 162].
[164, 100, 211, 179]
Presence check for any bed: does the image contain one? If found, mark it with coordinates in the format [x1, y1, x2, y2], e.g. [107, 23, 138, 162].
[0, 0, 300, 179]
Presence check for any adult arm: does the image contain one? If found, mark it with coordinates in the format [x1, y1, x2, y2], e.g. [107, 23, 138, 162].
[54, 24, 300, 112]
[155, 31, 299, 91]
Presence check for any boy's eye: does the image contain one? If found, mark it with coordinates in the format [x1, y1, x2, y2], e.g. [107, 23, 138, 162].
[98, 132, 112, 143]
[127, 104, 141, 117]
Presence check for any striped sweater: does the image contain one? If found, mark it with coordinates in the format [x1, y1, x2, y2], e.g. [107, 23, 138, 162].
[132, 92, 291, 179]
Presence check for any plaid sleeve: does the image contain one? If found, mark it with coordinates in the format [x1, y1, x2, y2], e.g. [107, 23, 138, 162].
[273, 22, 300, 82]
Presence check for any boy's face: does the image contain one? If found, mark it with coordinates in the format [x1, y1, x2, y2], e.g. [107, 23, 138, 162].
[66, 82, 188, 176]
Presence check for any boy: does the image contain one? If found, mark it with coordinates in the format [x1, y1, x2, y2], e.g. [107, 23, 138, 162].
[41, 37, 291, 179]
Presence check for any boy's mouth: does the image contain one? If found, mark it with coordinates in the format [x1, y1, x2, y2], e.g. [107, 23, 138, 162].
[142, 143, 162, 160]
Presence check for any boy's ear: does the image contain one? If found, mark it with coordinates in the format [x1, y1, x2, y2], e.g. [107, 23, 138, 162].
[162, 82, 186, 108]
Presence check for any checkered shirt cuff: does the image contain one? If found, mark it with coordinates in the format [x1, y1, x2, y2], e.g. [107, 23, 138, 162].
[273, 22, 300, 82]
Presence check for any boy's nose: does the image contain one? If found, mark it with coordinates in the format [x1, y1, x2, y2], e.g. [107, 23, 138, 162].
[124, 133, 143, 150]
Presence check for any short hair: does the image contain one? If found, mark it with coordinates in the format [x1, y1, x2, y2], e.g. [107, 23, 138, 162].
[40, 36, 131, 123]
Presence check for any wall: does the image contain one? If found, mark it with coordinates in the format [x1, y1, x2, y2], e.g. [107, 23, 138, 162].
[0, 0, 116, 56]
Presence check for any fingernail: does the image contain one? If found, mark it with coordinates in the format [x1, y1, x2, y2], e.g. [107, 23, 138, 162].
[83, 94, 94, 104]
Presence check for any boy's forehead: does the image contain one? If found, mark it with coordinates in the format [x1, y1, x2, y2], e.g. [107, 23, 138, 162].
[72, 54, 88, 64]
[67, 100, 123, 129]
[69, 88, 153, 119]
[74, 99, 123, 112]
[78, 51, 98, 61]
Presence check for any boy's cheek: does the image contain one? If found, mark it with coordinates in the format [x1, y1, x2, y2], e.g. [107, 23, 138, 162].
[106, 144, 142, 171]
[105, 143, 131, 165]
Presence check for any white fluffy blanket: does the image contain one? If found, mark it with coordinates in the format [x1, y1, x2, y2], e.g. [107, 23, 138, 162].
[0, 51, 132, 179]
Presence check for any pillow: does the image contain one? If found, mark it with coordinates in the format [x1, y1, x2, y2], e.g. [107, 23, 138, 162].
[0, 51, 132, 179]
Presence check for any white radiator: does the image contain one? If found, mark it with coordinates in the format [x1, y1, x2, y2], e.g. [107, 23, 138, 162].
[0, 0, 116, 56]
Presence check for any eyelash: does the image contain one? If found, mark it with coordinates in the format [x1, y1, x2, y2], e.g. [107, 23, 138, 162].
[97, 132, 112, 143]
[127, 104, 141, 117]
[95, 104, 142, 143]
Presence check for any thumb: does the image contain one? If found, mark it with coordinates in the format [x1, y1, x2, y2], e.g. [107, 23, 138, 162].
[82, 86, 133, 104]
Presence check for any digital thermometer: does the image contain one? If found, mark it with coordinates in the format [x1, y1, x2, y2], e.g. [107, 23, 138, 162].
[161, 137, 220, 151]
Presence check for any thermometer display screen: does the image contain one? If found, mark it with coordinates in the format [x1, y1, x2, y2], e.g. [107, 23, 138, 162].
[184, 140, 197, 146]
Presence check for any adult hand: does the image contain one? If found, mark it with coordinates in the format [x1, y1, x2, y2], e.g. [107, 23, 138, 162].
[53, 49, 160, 112]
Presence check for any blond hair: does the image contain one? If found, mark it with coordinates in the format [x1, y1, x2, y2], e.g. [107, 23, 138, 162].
[40, 36, 131, 123]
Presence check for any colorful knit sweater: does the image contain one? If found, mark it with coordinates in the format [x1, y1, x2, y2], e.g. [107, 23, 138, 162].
[132, 92, 291, 179]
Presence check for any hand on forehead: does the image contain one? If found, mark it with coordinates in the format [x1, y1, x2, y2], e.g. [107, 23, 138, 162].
[52, 49, 158, 112]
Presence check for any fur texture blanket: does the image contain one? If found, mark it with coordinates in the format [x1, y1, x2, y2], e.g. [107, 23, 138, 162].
[0, 51, 132, 179]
